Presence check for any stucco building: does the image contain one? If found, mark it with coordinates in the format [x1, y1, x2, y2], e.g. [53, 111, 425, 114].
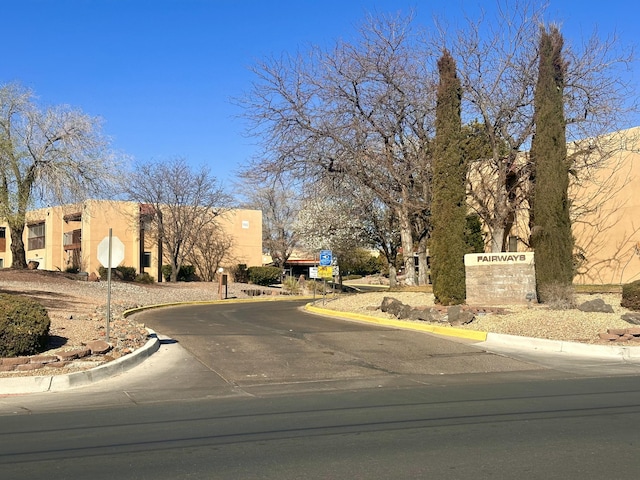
[0, 200, 262, 279]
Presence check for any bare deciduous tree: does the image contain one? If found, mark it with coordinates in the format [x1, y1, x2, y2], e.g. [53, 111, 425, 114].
[123, 157, 232, 282]
[0, 83, 120, 268]
[187, 226, 235, 282]
[240, 176, 300, 268]
[239, 13, 436, 285]
[445, 1, 636, 252]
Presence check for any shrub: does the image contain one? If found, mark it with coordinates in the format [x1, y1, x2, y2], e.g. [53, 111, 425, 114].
[621, 280, 640, 311]
[161, 264, 197, 282]
[134, 272, 155, 284]
[248, 266, 282, 286]
[230, 264, 249, 283]
[538, 282, 576, 310]
[282, 276, 300, 294]
[0, 294, 51, 357]
[65, 266, 80, 274]
[98, 266, 137, 282]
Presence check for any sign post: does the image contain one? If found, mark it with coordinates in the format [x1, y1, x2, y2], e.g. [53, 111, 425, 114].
[319, 250, 333, 305]
[97, 230, 125, 342]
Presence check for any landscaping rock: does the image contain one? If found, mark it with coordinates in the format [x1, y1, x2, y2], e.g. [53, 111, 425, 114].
[407, 308, 441, 322]
[450, 311, 475, 327]
[85, 340, 112, 354]
[380, 297, 413, 319]
[577, 298, 614, 313]
[621, 312, 640, 325]
[447, 305, 462, 323]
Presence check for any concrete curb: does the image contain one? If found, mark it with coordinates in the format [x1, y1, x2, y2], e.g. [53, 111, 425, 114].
[0, 330, 160, 395]
[304, 303, 488, 341]
[304, 303, 640, 360]
[482, 332, 640, 360]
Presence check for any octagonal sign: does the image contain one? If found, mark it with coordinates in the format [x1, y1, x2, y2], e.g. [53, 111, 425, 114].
[98, 235, 125, 268]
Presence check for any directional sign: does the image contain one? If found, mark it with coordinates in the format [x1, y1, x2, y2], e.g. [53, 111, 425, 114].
[319, 250, 333, 266]
[318, 266, 333, 279]
[98, 235, 125, 268]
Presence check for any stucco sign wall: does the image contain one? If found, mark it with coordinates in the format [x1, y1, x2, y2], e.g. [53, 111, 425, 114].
[465, 252, 536, 305]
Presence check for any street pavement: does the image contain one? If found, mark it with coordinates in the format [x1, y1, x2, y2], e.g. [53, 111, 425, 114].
[2, 297, 640, 400]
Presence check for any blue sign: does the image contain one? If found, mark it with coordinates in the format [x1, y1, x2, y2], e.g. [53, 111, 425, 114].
[319, 250, 333, 266]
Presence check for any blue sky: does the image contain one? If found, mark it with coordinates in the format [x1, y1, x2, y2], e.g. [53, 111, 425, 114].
[3, 0, 639, 187]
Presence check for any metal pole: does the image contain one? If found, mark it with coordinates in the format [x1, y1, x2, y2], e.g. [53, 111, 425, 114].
[106, 228, 112, 343]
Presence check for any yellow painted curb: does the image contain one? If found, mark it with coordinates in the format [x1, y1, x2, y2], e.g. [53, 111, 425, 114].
[304, 303, 488, 342]
[123, 295, 315, 318]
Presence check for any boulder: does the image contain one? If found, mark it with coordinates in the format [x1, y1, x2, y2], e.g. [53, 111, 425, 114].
[621, 312, 640, 325]
[447, 305, 462, 323]
[407, 308, 442, 322]
[27, 260, 39, 270]
[449, 311, 475, 327]
[380, 297, 413, 319]
[577, 298, 614, 313]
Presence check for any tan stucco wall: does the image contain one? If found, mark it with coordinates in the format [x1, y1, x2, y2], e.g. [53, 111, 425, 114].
[571, 127, 640, 284]
[218, 209, 263, 268]
[0, 200, 263, 278]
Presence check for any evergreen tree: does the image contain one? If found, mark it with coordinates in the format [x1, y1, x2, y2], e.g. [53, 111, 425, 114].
[431, 50, 467, 305]
[530, 26, 574, 301]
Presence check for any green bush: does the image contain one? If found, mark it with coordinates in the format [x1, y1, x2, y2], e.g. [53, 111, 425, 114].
[230, 264, 249, 283]
[248, 266, 282, 286]
[621, 280, 640, 311]
[161, 264, 197, 282]
[0, 294, 51, 357]
[340, 249, 383, 277]
[98, 265, 137, 282]
[134, 272, 155, 284]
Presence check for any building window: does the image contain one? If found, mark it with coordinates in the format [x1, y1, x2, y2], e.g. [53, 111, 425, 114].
[508, 235, 518, 252]
[242, 220, 250, 229]
[142, 252, 152, 268]
[28, 223, 46, 250]
[0, 227, 5, 253]
[0, 258, 4, 268]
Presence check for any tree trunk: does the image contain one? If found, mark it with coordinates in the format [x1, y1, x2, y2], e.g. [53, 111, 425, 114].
[489, 226, 505, 253]
[9, 223, 27, 269]
[417, 237, 429, 286]
[170, 261, 179, 282]
[398, 207, 416, 286]
[388, 265, 397, 288]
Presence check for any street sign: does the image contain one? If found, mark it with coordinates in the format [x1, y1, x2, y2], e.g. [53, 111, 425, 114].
[98, 235, 125, 268]
[309, 267, 319, 279]
[319, 250, 332, 266]
[318, 266, 333, 279]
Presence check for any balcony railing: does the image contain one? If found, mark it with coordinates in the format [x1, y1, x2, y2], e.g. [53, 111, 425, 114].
[63, 229, 82, 250]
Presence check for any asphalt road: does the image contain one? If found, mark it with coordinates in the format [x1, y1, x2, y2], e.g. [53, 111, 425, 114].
[1, 300, 639, 478]
[134, 299, 552, 393]
[1, 375, 640, 479]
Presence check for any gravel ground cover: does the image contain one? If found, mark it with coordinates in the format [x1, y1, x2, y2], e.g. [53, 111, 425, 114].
[322, 290, 636, 344]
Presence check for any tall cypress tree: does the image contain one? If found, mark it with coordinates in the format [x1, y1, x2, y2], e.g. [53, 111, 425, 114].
[431, 50, 467, 305]
[530, 26, 574, 301]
